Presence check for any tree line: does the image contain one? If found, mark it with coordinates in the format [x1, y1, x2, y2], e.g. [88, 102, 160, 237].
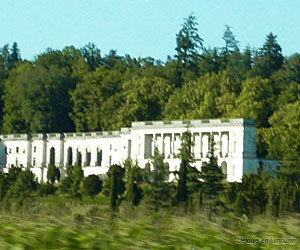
[0, 132, 299, 219]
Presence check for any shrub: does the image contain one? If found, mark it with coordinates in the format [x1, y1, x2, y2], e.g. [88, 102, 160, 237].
[82, 175, 102, 198]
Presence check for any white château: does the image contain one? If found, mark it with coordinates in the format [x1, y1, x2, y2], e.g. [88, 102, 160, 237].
[0, 118, 278, 182]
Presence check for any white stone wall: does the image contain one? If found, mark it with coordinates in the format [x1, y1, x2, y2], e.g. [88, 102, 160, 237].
[0, 119, 278, 183]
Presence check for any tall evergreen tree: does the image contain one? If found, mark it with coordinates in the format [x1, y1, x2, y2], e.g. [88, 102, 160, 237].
[176, 131, 201, 211]
[252, 33, 284, 78]
[107, 164, 125, 209]
[175, 14, 205, 77]
[123, 159, 143, 207]
[9, 42, 21, 68]
[143, 148, 171, 210]
[222, 25, 239, 55]
[200, 138, 224, 218]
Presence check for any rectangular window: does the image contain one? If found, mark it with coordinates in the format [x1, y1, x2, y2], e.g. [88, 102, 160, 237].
[33, 158, 36, 167]
[16, 147, 19, 153]
[34, 146, 36, 153]
[15, 158, 19, 166]
[9, 148, 11, 154]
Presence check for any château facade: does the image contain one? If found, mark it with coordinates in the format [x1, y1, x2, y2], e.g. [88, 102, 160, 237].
[0, 118, 278, 182]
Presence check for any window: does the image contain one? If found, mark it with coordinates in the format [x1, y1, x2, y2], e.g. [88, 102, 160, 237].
[77, 151, 82, 166]
[221, 161, 227, 179]
[9, 148, 11, 154]
[33, 158, 36, 167]
[16, 147, 19, 153]
[86, 152, 91, 166]
[34, 146, 36, 153]
[96, 149, 102, 166]
[15, 158, 19, 166]
[67, 147, 73, 166]
[50, 147, 55, 165]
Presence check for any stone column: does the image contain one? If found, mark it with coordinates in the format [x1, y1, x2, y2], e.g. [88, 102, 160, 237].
[59, 137, 64, 167]
[171, 133, 174, 159]
[27, 135, 32, 168]
[82, 149, 87, 167]
[42, 135, 47, 168]
[161, 133, 164, 155]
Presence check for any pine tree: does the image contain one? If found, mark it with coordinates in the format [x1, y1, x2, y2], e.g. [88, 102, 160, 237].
[107, 164, 125, 210]
[175, 14, 205, 77]
[123, 159, 142, 207]
[143, 148, 171, 210]
[177, 131, 201, 210]
[252, 33, 283, 78]
[222, 25, 239, 55]
[200, 138, 224, 218]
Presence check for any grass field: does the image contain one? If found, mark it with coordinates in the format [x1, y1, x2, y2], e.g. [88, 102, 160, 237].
[0, 196, 299, 249]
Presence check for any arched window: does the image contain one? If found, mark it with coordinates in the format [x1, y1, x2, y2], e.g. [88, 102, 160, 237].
[86, 151, 91, 167]
[96, 149, 102, 166]
[221, 161, 227, 178]
[67, 147, 73, 166]
[77, 150, 82, 166]
[50, 147, 55, 165]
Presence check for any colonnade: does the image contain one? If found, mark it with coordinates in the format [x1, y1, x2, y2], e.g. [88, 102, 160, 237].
[143, 131, 230, 160]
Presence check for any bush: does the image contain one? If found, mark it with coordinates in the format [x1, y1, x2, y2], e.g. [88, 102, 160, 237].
[6, 169, 38, 199]
[37, 183, 56, 196]
[82, 175, 102, 198]
[47, 165, 60, 184]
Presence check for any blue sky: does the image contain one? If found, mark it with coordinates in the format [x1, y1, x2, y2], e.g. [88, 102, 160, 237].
[1, 0, 300, 61]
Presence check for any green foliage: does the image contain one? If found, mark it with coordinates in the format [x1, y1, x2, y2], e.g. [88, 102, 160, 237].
[175, 13, 204, 76]
[106, 164, 125, 209]
[222, 25, 239, 54]
[0, 173, 8, 199]
[230, 77, 274, 127]
[268, 101, 300, 162]
[176, 131, 201, 207]
[200, 139, 224, 218]
[123, 159, 143, 207]
[0, 199, 299, 249]
[2, 51, 77, 133]
[60, 165, 84, 198]
[251, 33, 284, 78]
[200, 152, 224, 199]
[6, 169, 38, 199]
[47, 165, 61, 184]
[37, 182, 56, 196]
[116, 76, 174, 128]
[82, 174, 102, 198]
[143, 148, 172, 210]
